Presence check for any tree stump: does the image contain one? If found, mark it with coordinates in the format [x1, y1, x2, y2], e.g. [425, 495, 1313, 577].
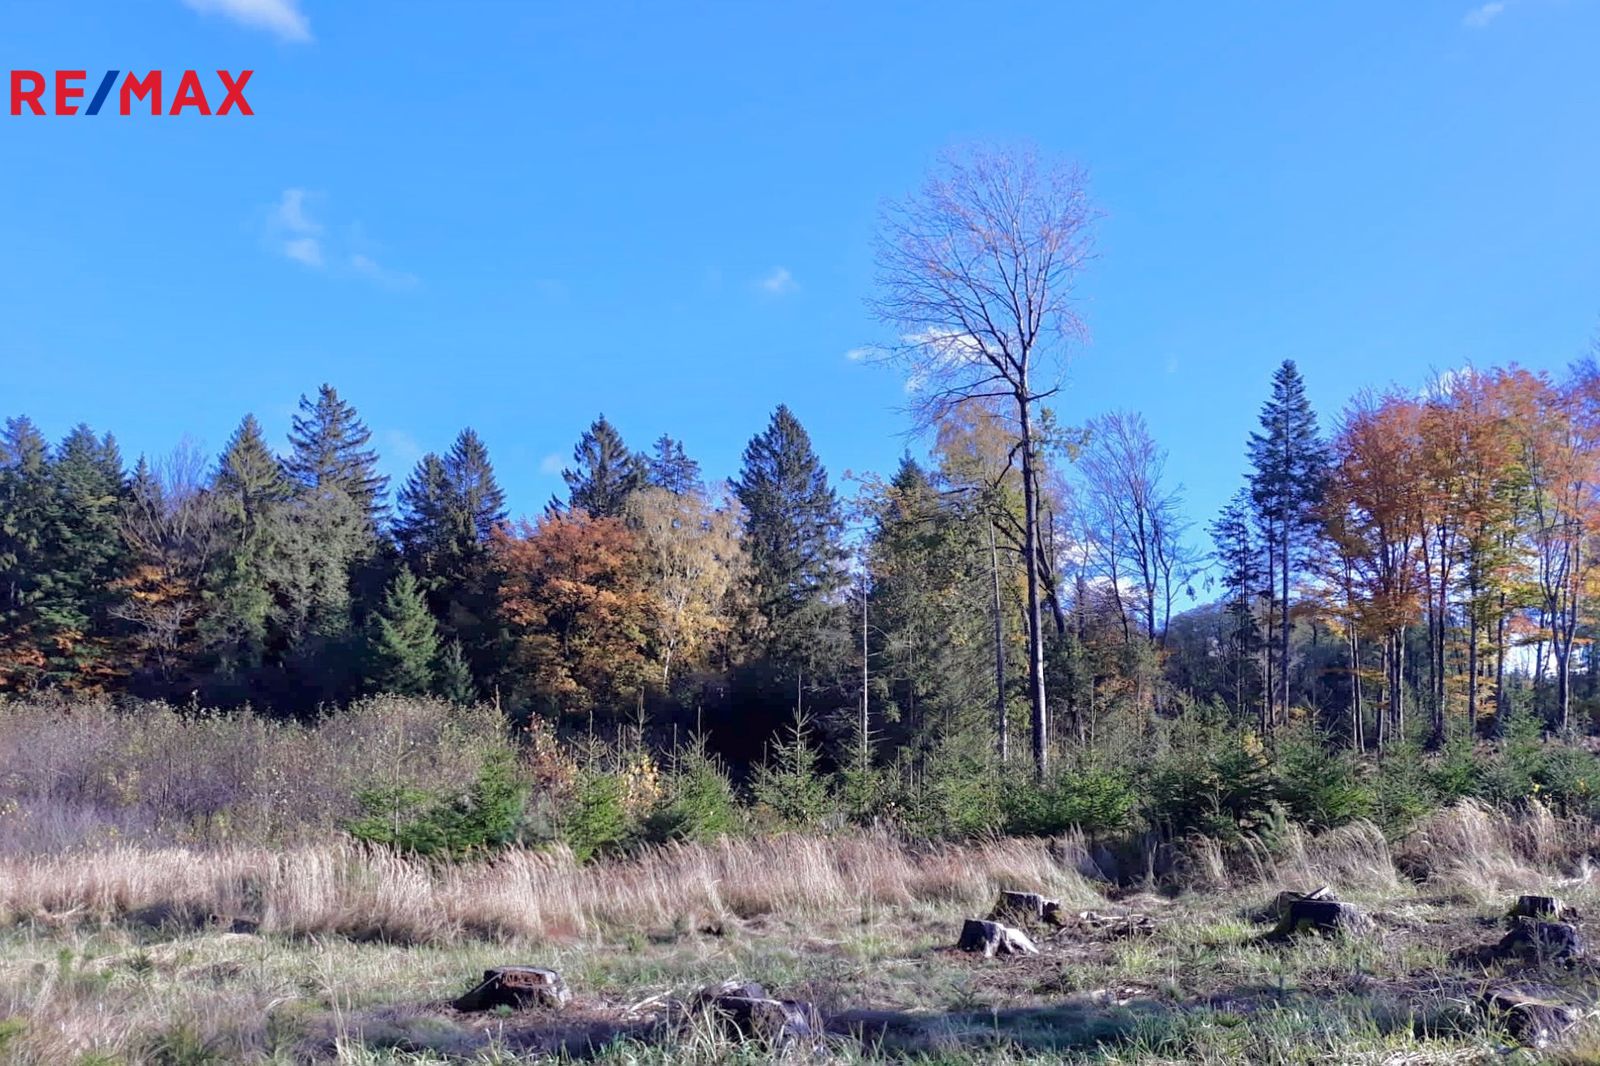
[957, 918, 1039, 958]
[1258, 885, 1334, 923]
[1267, 898, 1373, 940]
[1509, 895, 1575, 922]
[1478, 988, 1581, 1048]
[990, 891, 1063, 927]
[1494, 917, 1583, 962]
[691, 980, 817, 1043]
[452, 966, 571, 1012]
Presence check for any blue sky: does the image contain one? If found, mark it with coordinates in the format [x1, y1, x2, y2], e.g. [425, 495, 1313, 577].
[5, 0, 1599, 564]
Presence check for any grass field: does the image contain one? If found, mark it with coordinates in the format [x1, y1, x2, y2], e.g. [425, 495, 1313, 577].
[3, 802, 1600, 1064]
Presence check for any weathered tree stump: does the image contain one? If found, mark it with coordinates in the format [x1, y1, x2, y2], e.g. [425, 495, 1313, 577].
[990, 891, 1063, 927]
[1494, 917, 1583, 962]
[957, 918, 1039, 958]
[691, 980, 817, 1042]
[1509, 895, 1575, 922]
[1267, 898, 1373, 940]
[452, 966, 571, 1012]
[1258, 885, 1335, 923]
[1478, 988, 1581, 1048]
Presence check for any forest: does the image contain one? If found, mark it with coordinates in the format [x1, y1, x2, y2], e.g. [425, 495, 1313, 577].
[5, 149, 1600, 855]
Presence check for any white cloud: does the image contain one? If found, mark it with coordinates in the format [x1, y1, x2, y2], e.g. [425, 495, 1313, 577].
[756, 267, 798, 295]
[264, 189, 417, 288]
[1165, 355, 1180, 376]
[1463, 1, 1509, 28]
[383, 430, 424, 467]
[539, 453, 565, 475]
[181, 0, 312, 42]
[350, 253, 419, 291]
[845, 346, 877, 363]
[282, 236, 323, 267]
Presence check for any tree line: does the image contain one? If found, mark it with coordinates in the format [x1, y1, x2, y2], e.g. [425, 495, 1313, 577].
[5, 145, 1599, 795]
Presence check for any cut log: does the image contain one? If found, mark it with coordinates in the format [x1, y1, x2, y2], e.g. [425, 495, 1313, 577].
[990, 890, 1064, 927]
[957, 918, 1038, 958]
[1478, 988, 1581, 1048]
[1071, 910, 1156, 937]
[452, 966, 571, 1012]
[1494, 917, 1583, 962]
[691, 980, 817, 1043]
[1509, 895, 1575, 922]
[1267, 899, 1373, 940]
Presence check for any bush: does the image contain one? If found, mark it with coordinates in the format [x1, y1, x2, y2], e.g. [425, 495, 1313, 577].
[887, 736, 1002, 839]
[348, 749, 527, 857]
[562, 770, 632, 862]
[1371, 741, 1438, 834]
[750, 714, 834, 831]
[1003, 760, 1136, 838]
[1272, 723, 1373, 830]
[642, 742, 741, 844]
[1145, 716, 1276, 842]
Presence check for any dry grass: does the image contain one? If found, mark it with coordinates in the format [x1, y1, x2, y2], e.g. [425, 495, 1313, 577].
[0, 831, 1106, 945]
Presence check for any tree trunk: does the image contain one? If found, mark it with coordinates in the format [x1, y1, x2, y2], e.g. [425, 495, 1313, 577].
[1017, 397, 1049, 779]
[989, 520, 1007, 764]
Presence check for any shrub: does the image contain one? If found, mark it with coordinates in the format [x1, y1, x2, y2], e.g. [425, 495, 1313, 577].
[1003, 760, 1136, 838]
[562, 769, 632, 862]
[1272, 723, 1373, 830]
[750, 714, 834, 831]
[1371, 741, 1438, 834]
[888, 735, 1002, 839]
[348, 748, 527, 857]
[1144, 716, 1276, 842]
[643, 742, 741, 844]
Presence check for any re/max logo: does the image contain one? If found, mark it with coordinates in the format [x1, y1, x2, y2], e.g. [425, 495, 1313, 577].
[8, 70, 253, 116]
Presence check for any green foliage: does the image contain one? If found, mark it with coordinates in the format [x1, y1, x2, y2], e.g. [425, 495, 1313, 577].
[348, 748, 526, 858]
[563, 770, 632, 862]
[1371, 741, 1437, 834]
[1003, 760, 1137, 838]
[557, 414, 645, 519]
[1145, 716, 1276, 842]
[1271, 722, 1373, 830]
[644, 741, 740, 843]
[886, 736, 1003, 839]
[750, 714, 834, 831]
[365, 568, 441, 696]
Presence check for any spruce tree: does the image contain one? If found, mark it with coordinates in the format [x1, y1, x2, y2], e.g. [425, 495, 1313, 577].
[435, 638, 477, 704]
[1246, 360, 1326, 726]
[367, 567, 440, 696]
[732, 405, 848, 673]
[1209, 488, 1263, 725]
[0, 418, 54, 689]
[646, 434, 703, 495]
[557, 415, 644, 518]
[285, 384, 389, 530]
[38, 425, 128, 686]
[202, 416, 290, 684]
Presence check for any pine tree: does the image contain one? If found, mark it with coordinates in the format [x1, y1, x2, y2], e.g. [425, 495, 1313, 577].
[367, 568, 441, 696]
[1209, 488, 1262, 725]
[37, 425, 128, 688]
[646, 434, 703, 495]
[1247, 360, 1326, 727]
[201, 416, 290, 685]
[433, 639, 476, 704]
[732, 405, 848, 674]
[0, 418, 54, 690]
[285, 384, 389, 530]
[865, 458, 992, 759]
[557, 415, 645, 518]
[393, 428, 507, 682]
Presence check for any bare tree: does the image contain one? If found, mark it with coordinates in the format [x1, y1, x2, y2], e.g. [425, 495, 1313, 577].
[1076, 411, 1195, 649]
[116, 440, 224, 685]
[871, 144, 1095, 777]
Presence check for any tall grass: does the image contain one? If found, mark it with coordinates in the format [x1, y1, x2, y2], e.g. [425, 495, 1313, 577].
[0, 832, 1104, 944]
